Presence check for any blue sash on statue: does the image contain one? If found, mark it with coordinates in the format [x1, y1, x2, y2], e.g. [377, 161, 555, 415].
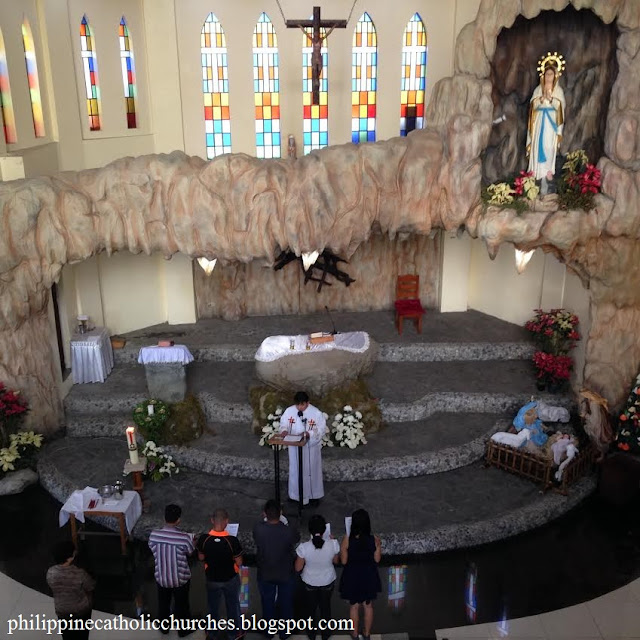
[536, 105, 558, 164]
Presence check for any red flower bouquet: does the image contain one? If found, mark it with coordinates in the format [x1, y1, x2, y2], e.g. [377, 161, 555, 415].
[0, 382, 29, 448]
[525, 308, 580, 355]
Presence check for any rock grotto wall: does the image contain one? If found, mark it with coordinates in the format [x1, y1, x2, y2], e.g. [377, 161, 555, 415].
[0, 0, 639, 430]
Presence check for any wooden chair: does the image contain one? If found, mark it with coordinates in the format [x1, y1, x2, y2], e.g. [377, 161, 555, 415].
[394, 274, 425, 335]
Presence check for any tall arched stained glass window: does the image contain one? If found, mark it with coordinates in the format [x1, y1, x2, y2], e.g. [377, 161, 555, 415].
[399, 13, 427, 136]
[201, 13, 231, 158]
[80, 15, 101, 131]
[0, 28, 16, 144]
[302, 26, 328, 155]
[252, 13, 280, 159]
[21, 19, 45, 138]
[352, 13, 377, 144]
[119, 17, 137, 129]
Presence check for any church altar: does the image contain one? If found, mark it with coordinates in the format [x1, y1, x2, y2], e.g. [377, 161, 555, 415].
[138, 345, 194, 403]
[255, 331, 377, 394]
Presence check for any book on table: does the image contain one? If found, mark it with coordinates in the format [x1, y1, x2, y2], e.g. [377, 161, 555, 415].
[309, 332, 334, 345]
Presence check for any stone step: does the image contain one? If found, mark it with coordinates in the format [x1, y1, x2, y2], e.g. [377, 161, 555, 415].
[39, 436, 597, 556]
[113, 340, 534, 365]
[67, 413, 512, 481]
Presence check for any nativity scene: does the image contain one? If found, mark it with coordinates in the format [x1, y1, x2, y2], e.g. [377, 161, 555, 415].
[1, 0, 640, 636]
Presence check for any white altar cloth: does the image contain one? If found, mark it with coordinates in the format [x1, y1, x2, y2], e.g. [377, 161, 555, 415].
[255, 331, 370, 362]
[71, 327, 114, 384]
[138, 345, 194, 365]
[59, 488, 142, 534]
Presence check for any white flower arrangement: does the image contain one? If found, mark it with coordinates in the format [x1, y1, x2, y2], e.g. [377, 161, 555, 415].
[321, 412, 334, 447]
[141, 441, 179, 481]
[259, 407, 284, 449]
[331, 406, 367, 449]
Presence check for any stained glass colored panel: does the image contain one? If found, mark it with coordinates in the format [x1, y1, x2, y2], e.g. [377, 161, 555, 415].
[80, 15, 101, 131]
[119, 17, 137, 129]
[252, 13, 280, 159]
[0, 29, 16, 144]
[21, 19, 45, 137]
[201, 13, 231, 158]
[351, 12, 377, 144]
[302, 25, 328, 155]
[399, 13, 427, 136]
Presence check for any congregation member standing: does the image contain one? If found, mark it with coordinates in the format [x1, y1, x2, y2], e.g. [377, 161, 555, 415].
[196, 508, 244, 640]
[253, 499, 299, 638]
[148, 504, 195, 637]
[295, 514, 340, 640]
[279, 391, 327, 505]
[339, 509, 382, 640]
[46, 540, 95, 640]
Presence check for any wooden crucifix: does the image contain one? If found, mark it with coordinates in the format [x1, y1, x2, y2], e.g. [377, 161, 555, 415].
[286, 6, 347, 105]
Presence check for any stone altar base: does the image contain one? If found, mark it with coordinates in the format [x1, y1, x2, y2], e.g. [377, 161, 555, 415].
[256, 337, 379, 395]
[143, 363, 187, 403]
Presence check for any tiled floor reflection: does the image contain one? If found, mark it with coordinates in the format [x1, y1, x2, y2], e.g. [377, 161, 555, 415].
[2, 485, 640, 639]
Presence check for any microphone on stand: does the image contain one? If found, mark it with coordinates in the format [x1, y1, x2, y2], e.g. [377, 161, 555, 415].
[298, 411, 308, 439]
[325, 305, 338, 335]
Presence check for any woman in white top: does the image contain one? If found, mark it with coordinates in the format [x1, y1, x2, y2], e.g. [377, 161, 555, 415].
[295, 514, 340, 640]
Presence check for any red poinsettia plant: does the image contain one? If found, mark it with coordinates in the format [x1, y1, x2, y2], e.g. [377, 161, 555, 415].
[0, 382, 29, 448]
[532, 351, 573, 384]
[558, 149, 601, 210]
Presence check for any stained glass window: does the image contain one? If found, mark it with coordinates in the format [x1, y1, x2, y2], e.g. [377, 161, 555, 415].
[0, 28, 16, 144]
[80, 15, 101, 131]
[201, 13, 231, 158]
[21, 19, 45, 138]
[302, 26, 328, 155]
[400, 13, 427, 136]
[119, 17, 137, 129]
[252, 13, 280, 159]
[352, 13, 377, 144]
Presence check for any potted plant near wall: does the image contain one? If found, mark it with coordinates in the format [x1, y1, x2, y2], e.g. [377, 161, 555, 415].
[525, 309, 580, 392]
[0, 383, 43, 495]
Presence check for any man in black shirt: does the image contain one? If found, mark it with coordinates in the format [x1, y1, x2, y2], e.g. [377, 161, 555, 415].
[252, 500, 299, 639]
[197, 508, 244, 640]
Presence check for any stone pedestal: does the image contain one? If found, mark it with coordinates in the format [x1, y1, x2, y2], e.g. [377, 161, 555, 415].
[143, 363, 187, 403]
[256, 338, 378, 395]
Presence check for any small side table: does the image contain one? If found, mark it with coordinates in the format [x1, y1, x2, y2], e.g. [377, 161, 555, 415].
[124, 457, 147, 495]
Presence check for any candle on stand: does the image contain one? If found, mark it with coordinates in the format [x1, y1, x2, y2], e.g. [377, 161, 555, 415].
[147, 404, 154, 416]
[126, 426, 139, 465]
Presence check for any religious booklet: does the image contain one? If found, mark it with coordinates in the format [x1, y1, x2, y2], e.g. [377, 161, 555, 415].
[283, 434, 304, 443]
[225, 523, 239, 537]
[345, 516, 352, 538]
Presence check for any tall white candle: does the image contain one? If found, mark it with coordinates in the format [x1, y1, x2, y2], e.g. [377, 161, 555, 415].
[147, 404, 154, 416]
[126, 426, 139, 464]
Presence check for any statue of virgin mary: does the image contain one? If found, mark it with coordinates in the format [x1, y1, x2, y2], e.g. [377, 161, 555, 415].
[527, 52, 566, 183]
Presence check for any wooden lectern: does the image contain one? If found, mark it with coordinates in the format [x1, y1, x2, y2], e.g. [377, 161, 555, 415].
[268, 434, 306, 516]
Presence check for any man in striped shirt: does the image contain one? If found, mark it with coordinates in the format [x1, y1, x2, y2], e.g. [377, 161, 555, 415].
[149, 504, 196, 637]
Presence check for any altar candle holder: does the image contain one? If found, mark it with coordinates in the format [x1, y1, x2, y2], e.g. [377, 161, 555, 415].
[126, 426, 139, 465]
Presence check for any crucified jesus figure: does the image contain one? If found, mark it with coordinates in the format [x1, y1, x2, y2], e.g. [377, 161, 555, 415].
[285, 6, 347, 105]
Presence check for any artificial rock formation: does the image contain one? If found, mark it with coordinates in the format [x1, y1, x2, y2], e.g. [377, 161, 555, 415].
[1, 0, 640, 431]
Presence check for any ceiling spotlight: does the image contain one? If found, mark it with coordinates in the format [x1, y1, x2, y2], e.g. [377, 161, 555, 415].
[197, 257, 217, 276]
[301, 250, 320, 271]
[514, 248, 535, 274]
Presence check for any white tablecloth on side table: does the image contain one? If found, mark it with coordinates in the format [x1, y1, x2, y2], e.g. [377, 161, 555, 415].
[138, 345, 194, 365]
[59, 487, 142, 534]
[71, 327, 114, 384]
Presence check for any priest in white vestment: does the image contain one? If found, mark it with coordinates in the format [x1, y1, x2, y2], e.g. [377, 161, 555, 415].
[279, 391, 326, 505]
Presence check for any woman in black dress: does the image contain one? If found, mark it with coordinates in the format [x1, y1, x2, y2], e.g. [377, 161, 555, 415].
[339, 509, 382, 640]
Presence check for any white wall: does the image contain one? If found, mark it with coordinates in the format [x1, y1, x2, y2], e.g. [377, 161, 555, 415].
[440, 230, 472, 312]
[175, 0, 468, 159]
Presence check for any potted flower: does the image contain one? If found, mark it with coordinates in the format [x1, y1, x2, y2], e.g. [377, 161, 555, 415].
[0, 382, 29, 448]
[0, 431, 44, 495]
[141, 441, 180, 481]
[331, 406, 367, 449]
[525, 309, 580, 355]
[532, 351, 573, 393]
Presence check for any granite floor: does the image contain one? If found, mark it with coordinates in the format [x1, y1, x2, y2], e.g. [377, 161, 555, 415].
[2, 482, 640, 639]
